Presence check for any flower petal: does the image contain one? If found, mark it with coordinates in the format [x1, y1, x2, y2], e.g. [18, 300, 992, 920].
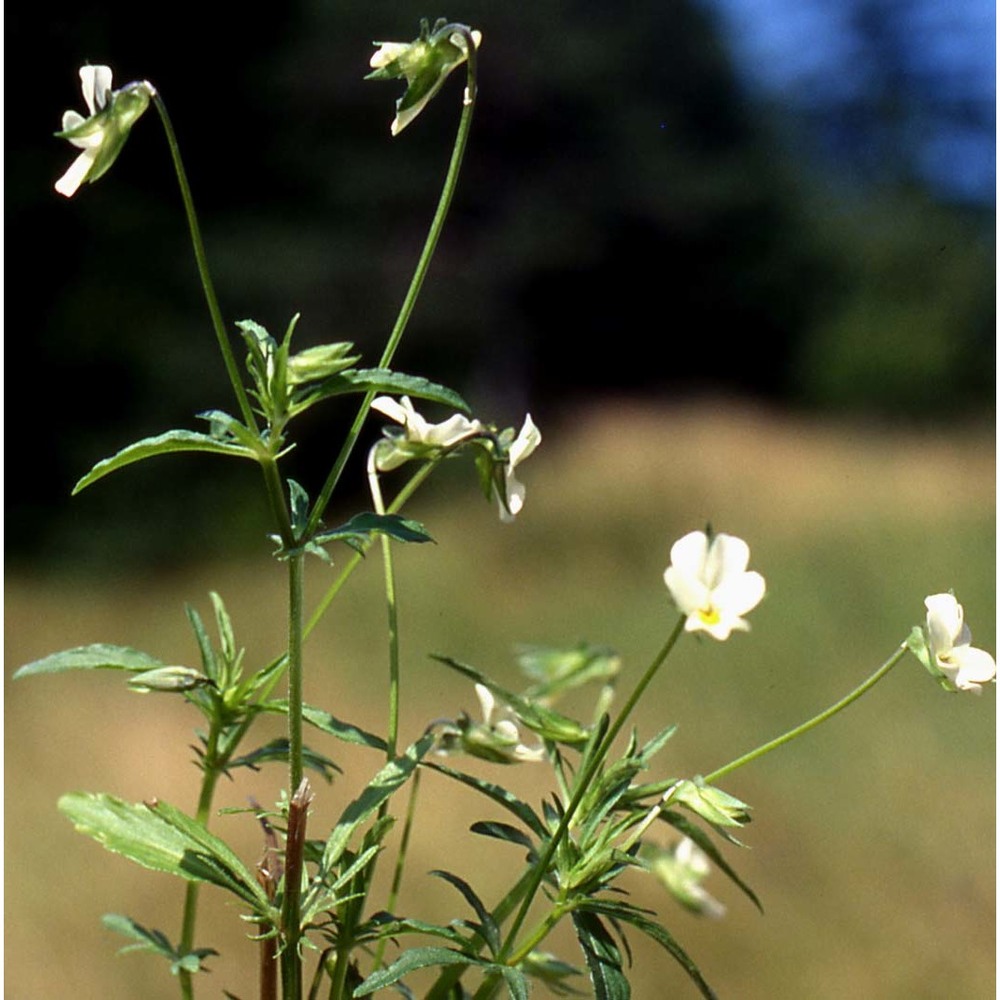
[80, 64, 113, 116]
[55, 149, 97, 197]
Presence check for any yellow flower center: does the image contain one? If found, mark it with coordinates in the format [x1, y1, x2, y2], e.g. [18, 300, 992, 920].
[697, 606, 721, 626]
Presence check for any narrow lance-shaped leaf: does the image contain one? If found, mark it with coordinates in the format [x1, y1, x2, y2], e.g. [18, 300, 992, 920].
[73, 430, 258, 494]
[571, 910, 630, 1000]
[321, 734, 434, 870]
[430, 869, 500, 956]
[15, 644, 164, 679]
[262, 700, 387, 751]
[355, 947, 491, 996]
[579, 898, 718, 1000]
[314, 512, 435, 547]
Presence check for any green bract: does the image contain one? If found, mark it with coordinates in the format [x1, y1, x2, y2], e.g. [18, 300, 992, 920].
[366, 18, 481, 135]
[55, 65, 153, 196]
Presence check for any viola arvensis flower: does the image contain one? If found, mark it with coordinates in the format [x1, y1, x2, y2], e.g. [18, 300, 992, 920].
[436, 683, 545, 764]
[367, 19, 482, 135]
[643, 838, 726, 919]
[370, 395, 483, 472]
[494, 414, 541, 523]
[911, 593, 996, 694]
[663, 530, 766, 640]
[55, 65, 154, 197]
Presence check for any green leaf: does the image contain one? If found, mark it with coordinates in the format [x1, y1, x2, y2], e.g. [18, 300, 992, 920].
[355, 947, 487, 996]
[300, 368, 469, 413]
[72, 430, 258, 494]
[101, 914, 218, 975]
[228, 738, 341, 782]
[424, 762, 547, 838]
[579, 899, 718, 1000]
[518, 643, 623, 700]
[59, 793, 270, 912]
[322, 734, 434, 870]
[14, 644, 164, 679]
[430, 869, 500, 957]
[469, 821, 535, 853]
[315, 512, 434, 548]
[263, 700, 387, 751]
[571, 911, 630, 1000]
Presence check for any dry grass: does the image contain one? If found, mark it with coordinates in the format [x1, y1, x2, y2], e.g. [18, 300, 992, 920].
[6, 400, 995, 999]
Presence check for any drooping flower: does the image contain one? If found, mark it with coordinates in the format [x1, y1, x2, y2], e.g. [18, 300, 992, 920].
[663, 530, 765, 640]
[915, 593, 996, 694]
[366, 19, 482, 135]
[436, 683, 545, 764]
[55, 65, 154, 197]
[369, 395, 483, 472]
[493, 414, 541, 523]
[643, 838, 726, 918]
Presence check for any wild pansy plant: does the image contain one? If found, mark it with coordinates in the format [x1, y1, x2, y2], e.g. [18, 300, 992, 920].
[18, 18, 994, 1000]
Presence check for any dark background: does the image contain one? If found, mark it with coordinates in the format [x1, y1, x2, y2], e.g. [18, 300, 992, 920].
[6, 0, 995, 566]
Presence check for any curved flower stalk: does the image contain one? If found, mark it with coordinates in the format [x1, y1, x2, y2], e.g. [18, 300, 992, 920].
[55, 65, 154, 196]
[908, 593, 996, 693]
[663, 529, 766, 640]
[367, 19, 483, 135]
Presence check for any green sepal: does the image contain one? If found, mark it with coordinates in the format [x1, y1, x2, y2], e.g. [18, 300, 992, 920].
[72, 429, 258, 494]
[101, 913, 218, 976]
[14, 643, 164, 679]
[56, 82, 152, 187]
[59, 793, 271, 913]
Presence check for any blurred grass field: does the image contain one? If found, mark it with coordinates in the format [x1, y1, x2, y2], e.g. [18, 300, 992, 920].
[5, 399, 995, 999]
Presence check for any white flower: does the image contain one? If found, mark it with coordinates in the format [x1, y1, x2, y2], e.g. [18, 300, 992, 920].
[495, 414, 541, 522]
[55, 65, 153, 197]
[644, 838, 726, 919]
[370, 395, 483, 471]
[436, 683, 545, 764]
[663, 530, 765, 641]
[367, 21, 482, 135]
[923, 593, 996, 694]
[473, 683, 545, 763]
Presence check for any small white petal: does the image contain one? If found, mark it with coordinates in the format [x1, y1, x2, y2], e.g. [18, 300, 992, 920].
[79, 64, 113, 116]
[474, 683, 496, 725]
[55, 149, 96, 197]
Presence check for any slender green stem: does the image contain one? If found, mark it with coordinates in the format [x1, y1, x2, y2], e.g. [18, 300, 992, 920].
[151, 93, 257, 432]
[304, 459, 438, 639]
[496, 616, 686, 963]
[368, 462, 401, 758]
[704, 644, 909, 785]
[305, 43, 478, 539]
[372, 768, 423, 970]
[177, 722, 224, 1000]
